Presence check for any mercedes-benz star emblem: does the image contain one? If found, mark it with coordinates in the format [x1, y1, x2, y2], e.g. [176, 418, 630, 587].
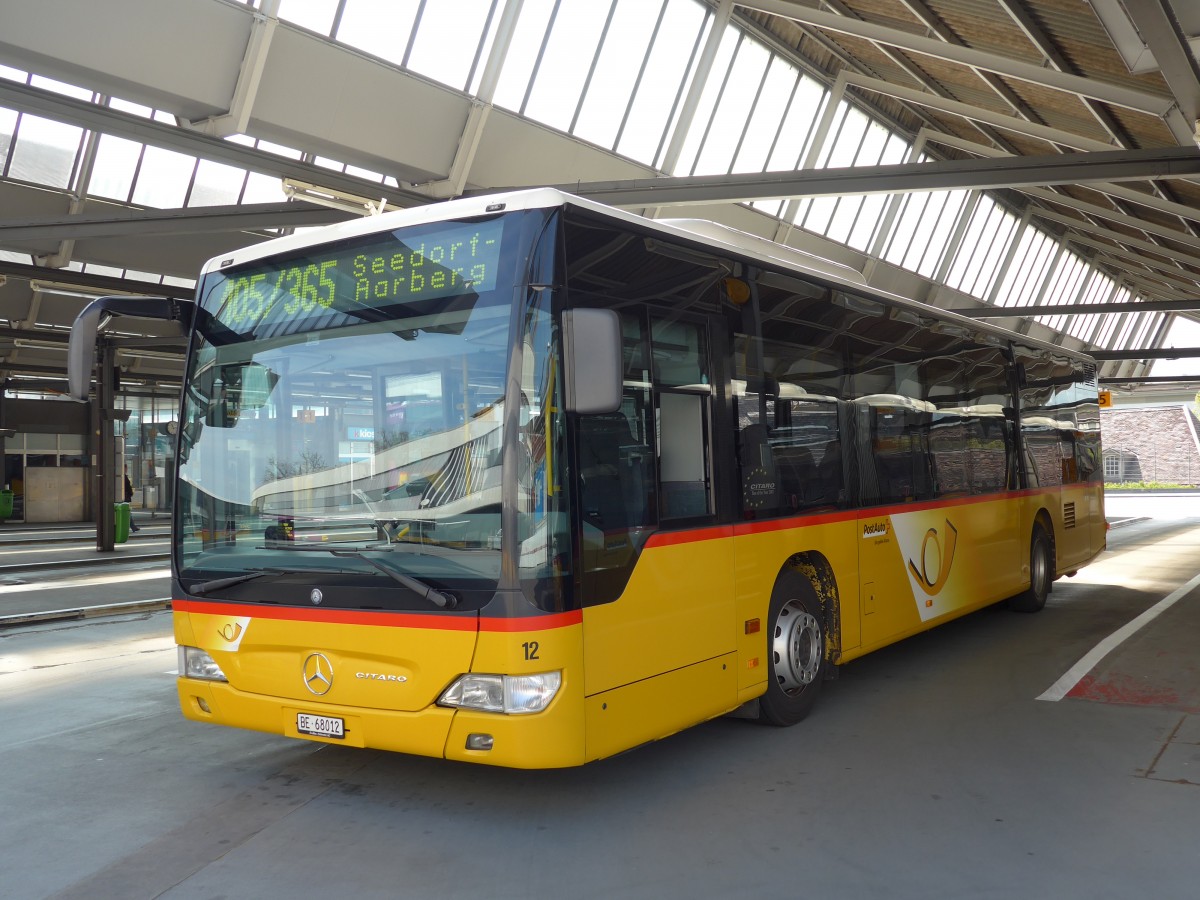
[310, 589, 324, 605]
[303, 652, 334, 696]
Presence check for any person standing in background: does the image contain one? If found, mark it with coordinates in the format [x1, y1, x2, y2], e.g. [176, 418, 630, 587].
[124, 466, 140, 532]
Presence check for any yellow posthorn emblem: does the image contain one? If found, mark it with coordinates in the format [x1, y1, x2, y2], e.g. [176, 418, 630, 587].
[907, 520, 958, 596]
[213, 617, 250, 651]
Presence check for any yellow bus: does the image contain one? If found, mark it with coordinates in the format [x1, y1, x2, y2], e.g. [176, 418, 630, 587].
[70, 189, 1105, 767]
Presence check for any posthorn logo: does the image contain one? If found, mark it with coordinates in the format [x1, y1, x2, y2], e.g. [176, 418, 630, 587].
[907, 519, 959, 597]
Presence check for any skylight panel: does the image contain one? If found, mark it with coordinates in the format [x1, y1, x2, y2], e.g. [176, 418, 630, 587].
[730, 55, 797, 175]
[131, 146, 196, 207]
[669, 24, 737, 175]
[573, 0, 660, 150]
[523, 0, 611, 133]
[29, 75, 92, 101]
[0, 107, 16, 169]
[88, 134, 142, 202]
[692, 37, 768, 176]
[491, 0, 555, 113]
[407, 0, 495, 91]
[189, 159, 249, 207]
[6, 114, 83, 189]
[242, 171, 290, 204]
[276, 0, 340, 35]
[336, 0, 420, 68]
[617, 0, 707, 165]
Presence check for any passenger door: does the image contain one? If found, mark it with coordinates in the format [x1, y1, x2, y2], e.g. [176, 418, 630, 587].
[581, 312, 734, 697]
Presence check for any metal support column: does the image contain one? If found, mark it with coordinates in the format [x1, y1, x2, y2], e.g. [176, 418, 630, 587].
[93, 339, 117, 552]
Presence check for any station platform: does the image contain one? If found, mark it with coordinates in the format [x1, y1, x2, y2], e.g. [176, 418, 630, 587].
[0, 513, 171, 627]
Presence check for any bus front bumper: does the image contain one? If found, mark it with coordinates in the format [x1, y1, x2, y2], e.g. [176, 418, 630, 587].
[177, 678, 586, 769]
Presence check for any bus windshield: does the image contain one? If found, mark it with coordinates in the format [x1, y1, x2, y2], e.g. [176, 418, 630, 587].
[175, 216, 519, 605]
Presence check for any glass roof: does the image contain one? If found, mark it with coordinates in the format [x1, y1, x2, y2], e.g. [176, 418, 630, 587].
[0, 0, 1184, 362]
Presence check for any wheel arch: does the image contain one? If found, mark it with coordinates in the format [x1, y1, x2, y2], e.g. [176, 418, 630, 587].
[1031, 507, 1057, 583]
[776, 551, 842, 666]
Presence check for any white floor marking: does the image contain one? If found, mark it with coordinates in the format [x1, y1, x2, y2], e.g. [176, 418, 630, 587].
[1037, 569, 1200, 702]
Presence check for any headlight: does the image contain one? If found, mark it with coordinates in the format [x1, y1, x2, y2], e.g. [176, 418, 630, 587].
[178, 646, 228, 682]
[438, 671, 561, 714]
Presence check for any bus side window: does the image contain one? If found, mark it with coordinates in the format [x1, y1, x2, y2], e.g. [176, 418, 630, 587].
[578, 411, 648, 531]
[659, 392, 710, 518]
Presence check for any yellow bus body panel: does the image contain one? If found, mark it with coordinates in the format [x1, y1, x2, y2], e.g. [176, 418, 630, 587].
[446, 620, 587, 768]
[174, 484, 1104, 767]
[582, 532, 734, 697]
[175, 602, 593, 768]
[583, 652, 738, 763]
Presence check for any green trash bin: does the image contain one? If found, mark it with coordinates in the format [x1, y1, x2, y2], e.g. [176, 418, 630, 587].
[0, 489, 12, 520]
[114, 502, 130, 544]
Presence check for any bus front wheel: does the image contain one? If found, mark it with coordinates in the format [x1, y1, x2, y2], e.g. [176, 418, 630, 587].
[1010, 524, 1052, 613]
[759, 576, 825, 726]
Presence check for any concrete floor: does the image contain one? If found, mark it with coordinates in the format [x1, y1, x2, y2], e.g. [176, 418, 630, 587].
[1, 501, 1198, 898]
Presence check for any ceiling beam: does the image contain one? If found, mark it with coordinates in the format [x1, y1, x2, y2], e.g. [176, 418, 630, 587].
[1089, 347, 1200, 360]
[735, 0, 1176, 116]
[993, 0, 1198, 232]
[811, 0, 1027, 155]
[1059, 231, 1200, 285]
[1121, 0, 1200, 124]
[951, 298, 1200, 318]
[1023, 186, 1200, 252]
[0, 201, 353, 243]
[0, 80, 431, 211]
[925, 132, 1200, 226]
[996, 0, 1137, 147]
[531, 146, 1200, 207]
[842, 72, 1148, 154]
[1101, 375, 1200, 384]
[0, 260, 194, 300]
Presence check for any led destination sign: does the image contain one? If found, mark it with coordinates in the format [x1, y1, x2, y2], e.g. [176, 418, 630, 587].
[211, 218, 505, 331]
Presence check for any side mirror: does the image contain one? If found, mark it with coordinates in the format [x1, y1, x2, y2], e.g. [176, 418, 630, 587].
[562, 309, 622, 415]
[67, 296, 193, 401]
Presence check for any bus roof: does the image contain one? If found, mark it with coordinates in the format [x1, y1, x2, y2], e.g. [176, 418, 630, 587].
[199, 187, 1096, 366]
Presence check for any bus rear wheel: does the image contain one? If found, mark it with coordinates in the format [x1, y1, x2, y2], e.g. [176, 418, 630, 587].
[759, 577, 825, 726]
[1009, 524, 1052, 613]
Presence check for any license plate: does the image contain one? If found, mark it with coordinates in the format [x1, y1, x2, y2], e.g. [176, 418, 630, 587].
[297, 712, 345, 739]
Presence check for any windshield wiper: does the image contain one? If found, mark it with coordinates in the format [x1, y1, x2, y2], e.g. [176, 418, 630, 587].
[329, 549, 457, 609]
[189, 568, 277, 596]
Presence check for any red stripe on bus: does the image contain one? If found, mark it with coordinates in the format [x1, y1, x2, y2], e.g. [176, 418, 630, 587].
[479, 610, 582, 631]
[173, 599, 477, 630]
[643, 485, 1087, 545]
[644, 526, 734, 548]
[172, 599, 580, 631]
[733, 509, 857, 536]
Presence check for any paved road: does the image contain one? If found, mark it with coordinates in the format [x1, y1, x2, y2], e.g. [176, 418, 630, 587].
[2, 509, 1199, 898]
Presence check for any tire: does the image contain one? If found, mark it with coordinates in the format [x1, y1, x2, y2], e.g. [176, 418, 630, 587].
[758, 575, 825, 726]
[1010, 524, 1052, 613]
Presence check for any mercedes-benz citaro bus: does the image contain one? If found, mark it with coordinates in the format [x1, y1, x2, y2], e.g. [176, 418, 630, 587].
[68, 189, 1105, 768]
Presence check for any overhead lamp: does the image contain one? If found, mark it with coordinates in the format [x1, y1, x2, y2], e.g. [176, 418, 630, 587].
[29, 281, 145, 300]
[11, 338, 67, 351]
[282, 179, 387, 216]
